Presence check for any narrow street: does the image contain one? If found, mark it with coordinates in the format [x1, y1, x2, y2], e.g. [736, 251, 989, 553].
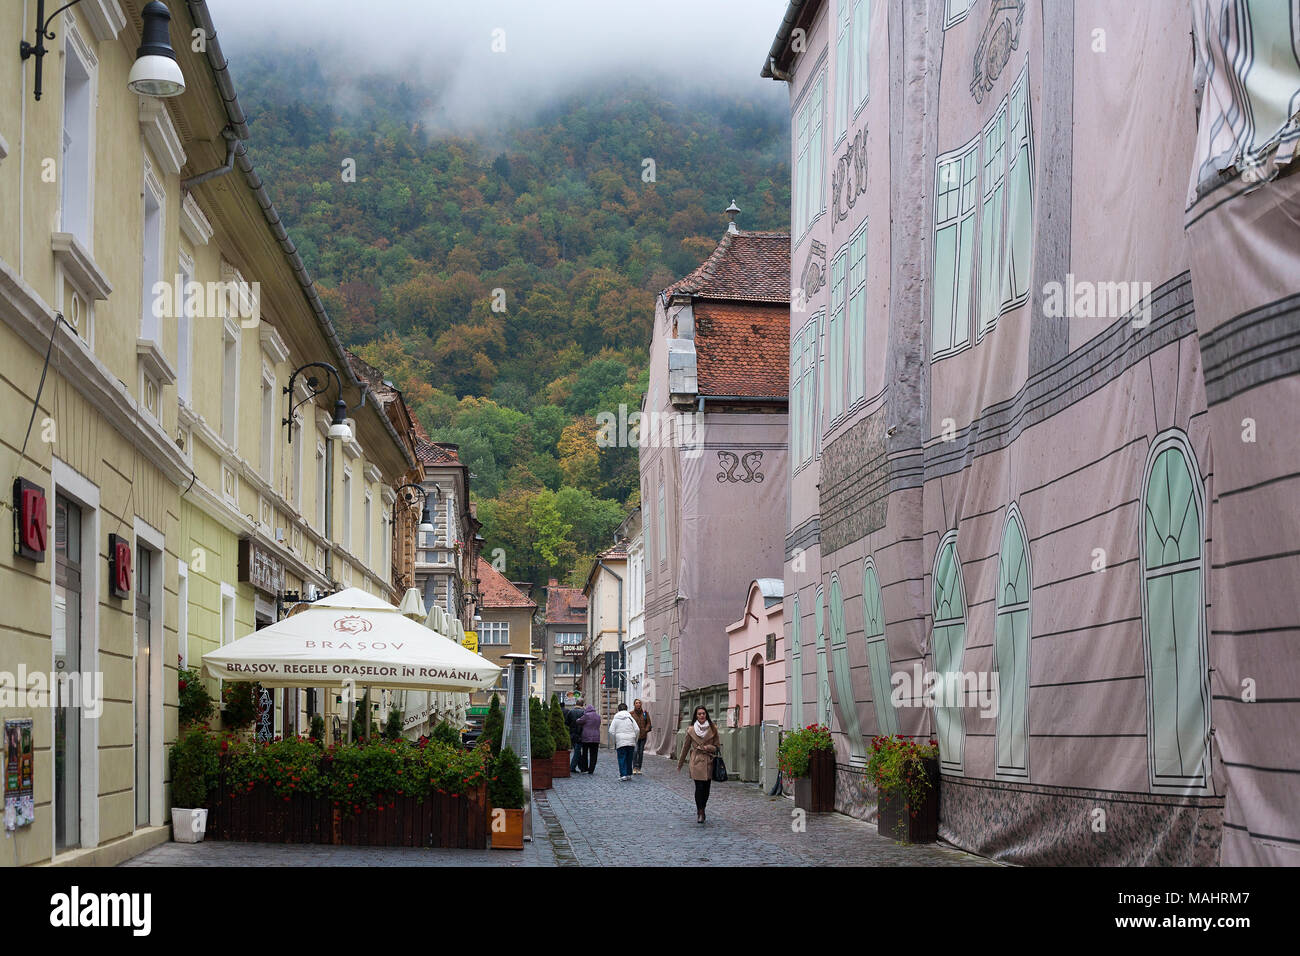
[124, 754, 992, 867]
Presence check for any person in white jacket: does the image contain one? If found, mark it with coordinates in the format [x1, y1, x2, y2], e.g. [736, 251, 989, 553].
[609, 703, 641, 781]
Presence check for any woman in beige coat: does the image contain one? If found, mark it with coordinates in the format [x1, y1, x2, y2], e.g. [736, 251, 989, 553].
[677, 705, 721, 823]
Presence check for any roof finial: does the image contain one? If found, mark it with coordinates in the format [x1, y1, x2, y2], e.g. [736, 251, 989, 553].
[725, 199, 740, 234]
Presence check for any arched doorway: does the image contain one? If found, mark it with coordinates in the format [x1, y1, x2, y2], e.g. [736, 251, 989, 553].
[749, 654, 764, 724]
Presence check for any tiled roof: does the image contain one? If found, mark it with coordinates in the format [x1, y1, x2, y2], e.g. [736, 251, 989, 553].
[545, 585, 588, 626]
[661, 230, 790, 304]
[415, 437, 461, 466]
[476, 556, 536, 609]
[695, 301, 790, 399]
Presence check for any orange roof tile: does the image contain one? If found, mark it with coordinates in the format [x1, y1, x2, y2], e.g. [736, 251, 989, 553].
[695, 301, 790, 400]
[476, 556, 536, 609]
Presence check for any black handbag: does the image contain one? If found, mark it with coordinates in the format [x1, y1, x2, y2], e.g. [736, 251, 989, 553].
[712, 751, 728, 782]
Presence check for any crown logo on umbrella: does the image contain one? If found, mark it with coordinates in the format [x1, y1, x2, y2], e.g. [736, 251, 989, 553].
[333, 615, 373, 634]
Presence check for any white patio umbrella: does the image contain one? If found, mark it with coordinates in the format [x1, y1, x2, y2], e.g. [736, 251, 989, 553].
[203, 588, 502, 692]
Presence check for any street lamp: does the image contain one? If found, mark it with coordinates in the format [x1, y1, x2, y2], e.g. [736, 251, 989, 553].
[283, 362, 352, 444]
[21, 0, 185, 102]
[283, 361, 352, 584]
[394, 483, 437, 537]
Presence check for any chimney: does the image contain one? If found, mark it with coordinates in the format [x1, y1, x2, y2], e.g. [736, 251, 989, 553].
[725, 199, 740, 234]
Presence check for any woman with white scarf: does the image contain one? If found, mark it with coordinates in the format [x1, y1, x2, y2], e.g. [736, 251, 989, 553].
[676, 705, 722, 823]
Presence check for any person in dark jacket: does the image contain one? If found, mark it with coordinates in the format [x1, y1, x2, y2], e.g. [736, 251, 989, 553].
[631, 698, 652, 774]
[565, 698, 586, 772]
[577, 704, 602, 774]
[677, 705, 721, 823]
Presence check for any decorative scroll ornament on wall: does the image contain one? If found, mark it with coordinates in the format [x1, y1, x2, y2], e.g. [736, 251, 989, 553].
[971, 0, 1025, 103]
[831, 127, 870, 232]
[716, 450, 765, 483]
[801, 239, 828, 300]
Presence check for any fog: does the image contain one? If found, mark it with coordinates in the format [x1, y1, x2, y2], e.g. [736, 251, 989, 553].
[206, 0, 792, 131]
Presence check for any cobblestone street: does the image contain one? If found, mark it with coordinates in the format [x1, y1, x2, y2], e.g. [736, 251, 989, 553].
[125, 753, 994, 867]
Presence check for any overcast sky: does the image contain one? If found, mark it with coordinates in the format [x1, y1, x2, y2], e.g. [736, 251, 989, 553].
[209, 0, 791, 130]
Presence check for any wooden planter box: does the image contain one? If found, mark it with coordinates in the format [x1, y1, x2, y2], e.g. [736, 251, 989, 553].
[490, 807, 524, 850]
[205, 777, 488, 849]
[531, 755, 553, 790]
[793, 748, 835, 813]
[552, 749, 571, 779]
[876, 757, 939, 843]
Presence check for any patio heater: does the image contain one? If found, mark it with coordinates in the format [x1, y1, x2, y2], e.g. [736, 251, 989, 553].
[499, 652, 538, 842]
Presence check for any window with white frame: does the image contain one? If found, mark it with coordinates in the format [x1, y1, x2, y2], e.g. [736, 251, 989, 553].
[794, 73, 826, 244]
[315, 442, 326, 531]
[556, 631, 583, 646]
[140, 169, 163, 343]
[555, 661, 580, 677]
[221, 322, 239, 445]
[292, 418, 303, 511]
[260, 369, 275, 483]
[480, 621, 510, 645]
[60, 31, 94, 247]
[364, 491, 373, 566]
[177, 252, 194, 405]
[342, 468, 353, 550]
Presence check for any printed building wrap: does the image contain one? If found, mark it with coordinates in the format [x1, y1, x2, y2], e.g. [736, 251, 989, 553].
[763, 0, 1299, 865]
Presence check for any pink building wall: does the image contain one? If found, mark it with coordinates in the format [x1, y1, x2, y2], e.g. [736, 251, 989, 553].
[725, 579, 786, 727]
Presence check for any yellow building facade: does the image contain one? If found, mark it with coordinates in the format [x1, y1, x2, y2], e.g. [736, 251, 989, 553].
[1, 0, 413, 865]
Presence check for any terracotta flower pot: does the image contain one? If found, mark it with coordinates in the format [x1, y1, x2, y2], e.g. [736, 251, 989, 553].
[553, 749, 571, 778]
[531, 756, 553, 790]
[490, 807, 524, 850]
[876, 756, 940, 843]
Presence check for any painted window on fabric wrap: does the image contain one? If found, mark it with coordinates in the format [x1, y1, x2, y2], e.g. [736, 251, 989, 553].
[790, 593, 803, 729]
[863, 558, 898, 737]
[932, 140, 978, 358]
[932, 531, 967, 773]
[835, 1, 850, 143]
[828, 574, 866, 763]
[1141, 432, 1210, 791]
[995, 505, 1031, 777]
[978, 100, 1008, 339]
[1001, 65, 1034, 312]
[827, 248, 847, 422]
[814, 586, 831, 729]
[847, 221, 868, 404]
[852, 0, 870, 112]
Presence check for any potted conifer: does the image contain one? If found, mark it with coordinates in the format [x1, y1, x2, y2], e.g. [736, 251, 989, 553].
[168, 726, 218, 843]
[549, 694, 571, 778]
[529, 697, 554, 789]
[483, 694, 504, 756]
[488, 745, 525, 850]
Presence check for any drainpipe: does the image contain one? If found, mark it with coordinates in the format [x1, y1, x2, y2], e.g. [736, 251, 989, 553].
[180, 127, 238, 192]
[325, 438, 335, 584]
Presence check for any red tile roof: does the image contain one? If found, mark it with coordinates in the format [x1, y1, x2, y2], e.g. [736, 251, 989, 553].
[545, 584, 588, 626]
[416, 437, 461, 466]
[695, 301, 790, 399]
[661, 230, 790, 304]
[476, 556, 536, 609]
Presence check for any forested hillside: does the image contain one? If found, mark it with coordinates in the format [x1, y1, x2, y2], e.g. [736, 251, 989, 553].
[233, 50, 790, 586]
